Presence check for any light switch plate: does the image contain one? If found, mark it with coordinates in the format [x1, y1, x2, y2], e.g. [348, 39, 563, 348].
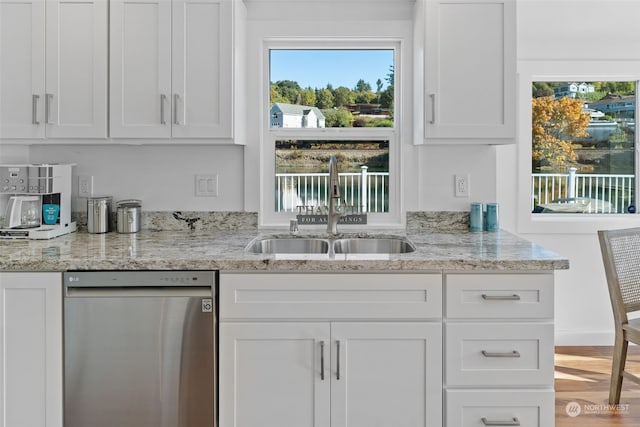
[195, 174, 218, 197]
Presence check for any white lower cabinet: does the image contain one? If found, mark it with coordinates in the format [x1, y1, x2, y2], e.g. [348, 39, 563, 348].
[0, 272, 62, 427]
[219, 272, 443, 427]
[444, 272, 556, 427]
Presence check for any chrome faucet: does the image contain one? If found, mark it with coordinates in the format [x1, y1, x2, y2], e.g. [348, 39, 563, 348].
[327, 156, 345, 235]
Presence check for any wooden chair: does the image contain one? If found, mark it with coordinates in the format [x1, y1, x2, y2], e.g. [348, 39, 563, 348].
[598, 227, 640, 404]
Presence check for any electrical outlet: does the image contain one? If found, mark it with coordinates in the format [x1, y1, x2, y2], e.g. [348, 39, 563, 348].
[195, 174, 218, 197]
[455, 174, 470, 198]
[78, 175, 93, 197]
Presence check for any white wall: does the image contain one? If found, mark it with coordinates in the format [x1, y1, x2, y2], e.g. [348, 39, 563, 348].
[498, 0, 640, 345]
[24, 145, 245, 212]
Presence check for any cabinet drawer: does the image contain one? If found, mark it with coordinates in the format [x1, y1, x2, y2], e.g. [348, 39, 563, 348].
[446, 389, 554, 427]
[220, 272, 442, 320]
[445, 273, 553, 319]
[446, 323, 554, 387]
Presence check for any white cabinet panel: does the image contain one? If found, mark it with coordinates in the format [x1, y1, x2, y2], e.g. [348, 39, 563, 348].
[111, 0, 233, 139]
[0, 0, 106, 140]
[172, 0, 232, 137]
[331, 322, 442, 427]
[110, 0, 172, 138]
[421, 0, 516, 143]
[446, 389, 555, 427]
[45, 0, 107, 138]
[0, 0, 45, 139]
[445, 273, 554, 319]
[220, 272, 442, 320]
[0, 272, 62, 427]
[446, 322, 554, 386]
[219, 322, 331, 427]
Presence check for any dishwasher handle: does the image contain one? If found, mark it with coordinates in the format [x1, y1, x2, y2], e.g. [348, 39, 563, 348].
[65, 286, 213, 298]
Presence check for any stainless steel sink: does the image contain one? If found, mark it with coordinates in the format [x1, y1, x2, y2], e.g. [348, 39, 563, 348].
[246, 238, 329, 254]
[333, 237, 416, 254]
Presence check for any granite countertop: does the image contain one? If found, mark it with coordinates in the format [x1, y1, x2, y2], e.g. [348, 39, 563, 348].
[0, 212, 569, 272]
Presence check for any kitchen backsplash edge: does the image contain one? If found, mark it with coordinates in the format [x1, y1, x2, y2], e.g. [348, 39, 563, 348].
[69, 211, 469, 233]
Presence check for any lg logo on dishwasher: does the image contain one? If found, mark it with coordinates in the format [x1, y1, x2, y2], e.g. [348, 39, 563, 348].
[201, 299, 213, 313]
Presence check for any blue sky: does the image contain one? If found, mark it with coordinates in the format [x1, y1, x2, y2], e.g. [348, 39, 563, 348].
[270, 49, 394, 91]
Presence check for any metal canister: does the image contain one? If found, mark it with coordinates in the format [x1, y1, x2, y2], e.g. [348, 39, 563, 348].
[116, 199, 141, 233]
[87, 196, 112, 234]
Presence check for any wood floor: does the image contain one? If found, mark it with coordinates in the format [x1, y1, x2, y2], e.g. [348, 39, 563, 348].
[555, 346, 640, 426]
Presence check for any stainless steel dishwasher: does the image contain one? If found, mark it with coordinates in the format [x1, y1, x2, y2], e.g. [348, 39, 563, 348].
[63, 271, 217, 427]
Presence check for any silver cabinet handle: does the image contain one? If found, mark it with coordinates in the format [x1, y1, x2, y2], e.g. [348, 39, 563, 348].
[481, 350, 521, 358]
[320, 341, 325, 381]
[482, 294, 521, 301]
[173, 94, 180, 125]
[45, 93, 53, 124]
[160, 94, 167, 125]
[429, 93, 436, 124]
[481, 417, 520, 426]
[32, 94, 40, 124]
[336, 340, 341, 380]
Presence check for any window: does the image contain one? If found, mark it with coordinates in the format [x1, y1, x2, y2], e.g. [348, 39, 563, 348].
[261, 42, 402, 227]
[515, 61, 640, 234]
[269, 49, 395, 129]
[531, 81, 636, 214]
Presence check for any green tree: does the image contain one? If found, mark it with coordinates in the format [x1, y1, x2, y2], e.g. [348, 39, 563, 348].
[323, 107, 353, 127]
[270, 84, 288, 105]
[273, 80, 301, 104]
[380, 65, 394, 112]
[333, 86, 355, 107]
[300, 87, 316, 106]
[355, 79, 372, 92]
[315, 88, 335, 109]
[375, 78, 384, 102]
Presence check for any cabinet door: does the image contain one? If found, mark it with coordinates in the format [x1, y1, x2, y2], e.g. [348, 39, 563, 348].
[110, 0, 172, 138]
[219, 322, 331, 427]
[0, 272, 62, 427]
[45, 0, 107, 138]
[172, 0, 232, 138]
[424, 0, 515, 141]
[331, 322, 442, 427]
[0, 0, 45, 139]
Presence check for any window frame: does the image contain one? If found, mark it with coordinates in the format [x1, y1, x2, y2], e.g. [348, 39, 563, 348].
[259, 38, 404, 228]
[517, 61, 640, 234]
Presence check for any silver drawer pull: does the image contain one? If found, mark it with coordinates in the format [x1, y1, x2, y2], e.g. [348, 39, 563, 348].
[32, 94, 40, 124]
[481, 417, 520, 426]
[481, 350, 521, 358]
[45, 93, 53, 124]
[320, 341, 325, 381]
[160, 94, 167, 124]
[482, 294, 521, 301]
[429, 93, 436, 124]
[173, 94, 180, 125]
[336, 340, 341, 380]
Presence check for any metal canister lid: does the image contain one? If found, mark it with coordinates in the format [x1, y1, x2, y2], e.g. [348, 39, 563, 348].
[116, 199, 141, 208]
[88, 196, 112, 205]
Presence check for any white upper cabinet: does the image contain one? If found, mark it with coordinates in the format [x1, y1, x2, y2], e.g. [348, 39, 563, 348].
[0, 0, 107, 139]
[417, 0, 516, 143]
[110, 0, 233, 139]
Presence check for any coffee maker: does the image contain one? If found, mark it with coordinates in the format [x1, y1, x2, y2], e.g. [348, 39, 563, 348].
[0, 164, 77, 239]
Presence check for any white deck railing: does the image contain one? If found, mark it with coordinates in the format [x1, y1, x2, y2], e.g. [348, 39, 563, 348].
[532, 168, 635, 213]
[276, 167, 389, 213]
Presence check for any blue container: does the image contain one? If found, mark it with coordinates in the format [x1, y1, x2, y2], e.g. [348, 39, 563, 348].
[469, 202, 484, 232]
[486, 202, 499, 232]
[42, 204, 60, 225]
